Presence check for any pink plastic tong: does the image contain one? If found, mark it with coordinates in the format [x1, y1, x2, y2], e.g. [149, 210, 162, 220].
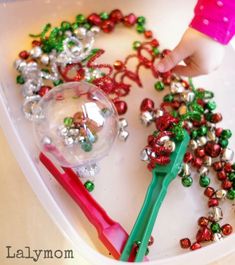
[39, 152, 148, 261]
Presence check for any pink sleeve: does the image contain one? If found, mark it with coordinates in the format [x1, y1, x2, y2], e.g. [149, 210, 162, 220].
[190, 0, 235, 45]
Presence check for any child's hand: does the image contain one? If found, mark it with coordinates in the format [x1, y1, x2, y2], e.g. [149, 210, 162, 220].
[155, 28, 225, 77]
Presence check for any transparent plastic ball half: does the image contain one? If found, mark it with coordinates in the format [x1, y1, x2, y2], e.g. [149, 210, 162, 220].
[33, 81, 119, 168]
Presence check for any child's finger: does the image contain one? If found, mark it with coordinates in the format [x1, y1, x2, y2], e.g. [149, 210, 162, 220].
[155, 45, 189, 72]
[172, 65, 200, 77]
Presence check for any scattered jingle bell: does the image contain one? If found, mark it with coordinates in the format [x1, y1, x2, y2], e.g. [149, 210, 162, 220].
[221, 148, 234, 162]
[30, 46, 42, 58]
[40, 54, 50, 65]
[123, 13, 137, 27]
[196, 227, 212, 242]
[203, 156, 212, 167]
[197, 136, 207, 147]
[198, 166, 209, 177]
[140, 111, 154, 127]
[118, 129, 129, 141]
[140, 148, 150, 162]
[205, 141, 221, 158]
[180, 91, 195, 103]
[181, 163, 191, 176]
[184, 152, 193, 163]
[180, 238, 191, 249]
[140, 98, 155, 112]
[76, 164, 99, 180]
[15, 59, 27, 72]
[19, 50, 29, 60]
[163, 140, 176, 153]
[213, 233, 223, 242]
[208, 198, 219, 207]
[204, 187, 215, 198]
[190, 242, 201, 251]
[198, 216, 209, 227]
[118, 118, 128, 129]
[109, 9, 123, 23]
[64, 136, 74, 146]
[178, 104, 187, 116]
[207, 131, 216, 142]
[90, 26, 100, 35]
[114, 100, 128, 115]
[170, 81, 184, 94]
[208, 206, 223, 222]
[221, 224, 233, 236]
[42, 136, 52, 146]
[113, 60, 124, 70]
[148, 236, 154, 246]
[189, 140, 198, 150]
[154, 109, 164, 118]
[213, 161, 223, 171]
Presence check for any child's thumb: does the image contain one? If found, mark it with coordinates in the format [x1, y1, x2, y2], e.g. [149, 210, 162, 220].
[155, 45, 187, 73]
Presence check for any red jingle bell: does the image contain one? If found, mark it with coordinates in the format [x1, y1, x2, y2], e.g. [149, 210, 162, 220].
[222, 179, 233, 190]
[38, 86, 52, 97]
[208, 198, 219, 207]
[205, 142, 221, 158]
[190, 242, 201, 251]
[87, 13, 102, 26]
[198, 216, 209, 227]
[211, 113, 223, 123]
[213, 161, 223, 171]
[114, 100, 128, 115]
[180, 238, 191, 249]
[123, 13, 137, 27]
[204, 187, 215, 198]
[184, 152, 193, 163]
[109, 9, 123, 23]
[196, 227, 212, 242]
[221, 224, 233, 236]
[19, 50, 29, 60]
[140, 98, 155, 112]
[217, 170, 227, 181]
[101, 20, 115, 33]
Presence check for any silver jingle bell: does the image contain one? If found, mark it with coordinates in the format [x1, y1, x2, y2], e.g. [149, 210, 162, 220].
[40, 54, 50, 65]
[75, 163, 100, 180]
[221, 148, 234, 162]
[30, 46, 43, 58]
[189, 139, 198, 150]
[140, 111, 154, 127]
[163, 140, 176, 153]
[15, 59, 27, 72]
[204, 156, 212, 166]
[170, 81, 185, 94]
[180, 91, 195, 103]
[118, 129, 129, 141]
[41, 136, 52, 146]
[213, 233, 223, 242]
[154, 109, 164, 118]
[23, 95, 44, 121]
[208, 206, 223, 222]
[140, 148, 151, 162]
[215, 189, 227, 200]
[198, 166, 209, 177]
[118, 118, 128, 129]
[197, 136, 207, 147]
[64, 136, 74, 146]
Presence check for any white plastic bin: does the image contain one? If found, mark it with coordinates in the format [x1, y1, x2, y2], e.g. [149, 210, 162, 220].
[1, 0, 235, 264]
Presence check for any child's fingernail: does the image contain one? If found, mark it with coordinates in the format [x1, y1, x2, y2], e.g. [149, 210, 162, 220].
[156, 62, 165, 72]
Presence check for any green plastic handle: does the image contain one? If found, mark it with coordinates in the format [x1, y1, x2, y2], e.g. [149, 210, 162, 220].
[120, 131, 190, 262]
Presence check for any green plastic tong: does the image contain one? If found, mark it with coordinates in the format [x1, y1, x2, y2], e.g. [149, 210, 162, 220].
[120, 130, 190, 262]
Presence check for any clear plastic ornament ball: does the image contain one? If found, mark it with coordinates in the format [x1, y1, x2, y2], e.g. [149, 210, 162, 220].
[33, 81, 119, 168]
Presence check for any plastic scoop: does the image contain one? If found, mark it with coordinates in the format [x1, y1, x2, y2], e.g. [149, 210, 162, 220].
[120, 130, 190, 262]
[39, 152, 148, 261]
